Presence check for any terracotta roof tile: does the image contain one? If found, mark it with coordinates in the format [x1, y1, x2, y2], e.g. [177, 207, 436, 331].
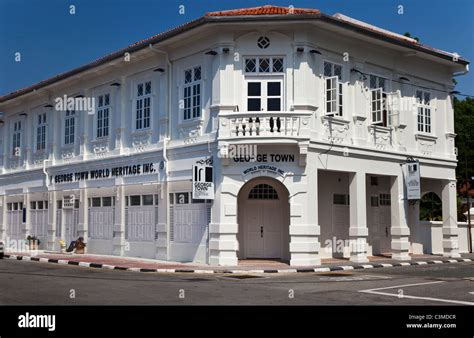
[205, 5, 320, 16]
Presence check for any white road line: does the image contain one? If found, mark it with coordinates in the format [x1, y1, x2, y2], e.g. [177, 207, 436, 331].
[359, 281, 474, 306]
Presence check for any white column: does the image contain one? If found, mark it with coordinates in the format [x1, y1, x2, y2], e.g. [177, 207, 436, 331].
[289, 161, 321, 266]
[156, 184, 168, 260]
[0, 195, 6, 241]
[113, 184, 125, 256]
[1, 122, 8, 172]
[50, 109, 60, 164]
[390, 175, 411, 260]
[24, 111, 33, 169]
[442, 179, 460, 257]
[23, 192, 31, 239]
[47, 191, 57, 250]
[349, 172, 369, 263]
[77, 187, 88, 241]
[208, 160, 239, 266]
[116, 76, 127, 153]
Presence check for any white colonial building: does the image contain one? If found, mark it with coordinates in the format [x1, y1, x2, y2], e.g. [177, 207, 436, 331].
[0, 5, 470, 266]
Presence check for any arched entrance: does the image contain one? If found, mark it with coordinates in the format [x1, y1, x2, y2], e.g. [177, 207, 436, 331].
[237, 177, 290, 261]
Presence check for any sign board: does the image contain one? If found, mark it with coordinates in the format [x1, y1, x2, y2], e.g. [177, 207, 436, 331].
[50, 162, 157, 184]
[192, 159, 214, 200]
[403, 161, 421, 200]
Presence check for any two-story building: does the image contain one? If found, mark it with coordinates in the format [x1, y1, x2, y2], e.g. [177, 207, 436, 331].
[0, 5, 470, 266]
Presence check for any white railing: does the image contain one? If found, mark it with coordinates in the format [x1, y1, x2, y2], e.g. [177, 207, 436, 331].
[219, 111, 312, 139]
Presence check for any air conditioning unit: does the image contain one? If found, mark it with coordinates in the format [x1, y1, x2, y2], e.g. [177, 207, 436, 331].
[63, 195, 75, 209]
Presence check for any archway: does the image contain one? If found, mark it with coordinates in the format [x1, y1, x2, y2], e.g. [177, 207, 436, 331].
[420, 192, 442, 221]
[237, 177, 290, 261]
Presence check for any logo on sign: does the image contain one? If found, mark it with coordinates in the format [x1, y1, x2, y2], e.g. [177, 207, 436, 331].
[192, 160, 214, 200]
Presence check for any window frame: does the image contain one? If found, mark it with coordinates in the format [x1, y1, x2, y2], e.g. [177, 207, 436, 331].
[244, 57, 285, 75]
[416, 89, 432, 134]
[368, 74, 392, 127]
[11, 119, 22, 157]
[63, 110, 76, 146]
[323, 60, 344, 117]
[245, 77, 284, 112]
[132, 78, 154, 132]
[182, 66, 202, 122]
[96, 92, 111, 139]
[35, 112, 47, 152]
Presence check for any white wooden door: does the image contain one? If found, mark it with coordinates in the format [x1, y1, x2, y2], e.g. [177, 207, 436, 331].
[126, 206, 155, 241]
[7, 210, 22, 241]
[246, 202, 264, 258]
[64, 209, 79, 244]
[379, 206, 391, 254]
[30, 210, 48, 237]
[88, 207, 114, 239]
[246, 202, 282, 259]
[172, 204, 209, 244]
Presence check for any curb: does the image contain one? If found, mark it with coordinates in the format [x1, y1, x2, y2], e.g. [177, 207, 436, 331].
[3, 254, 473, 275]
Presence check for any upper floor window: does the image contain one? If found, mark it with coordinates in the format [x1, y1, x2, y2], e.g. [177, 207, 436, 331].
[36, 113, 47, 151]
[369, 75, 391, 127]
[246, 80, 282, 111]
[12, 121, 21, 156]
[135, 81, 151, 130]
[324, 61, 343, 116]
[416, 90, 431, 133]
[245, 57, 284, 74]
[97, 93, 110, 138]
[64, 110, 75, 145]
[183, 67, 201, 120]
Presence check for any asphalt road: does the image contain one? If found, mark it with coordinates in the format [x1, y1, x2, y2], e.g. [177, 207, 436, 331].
[0, 259, 473, 305]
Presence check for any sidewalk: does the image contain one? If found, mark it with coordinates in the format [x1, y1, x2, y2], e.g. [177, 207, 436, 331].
[4, 250, 473, 274]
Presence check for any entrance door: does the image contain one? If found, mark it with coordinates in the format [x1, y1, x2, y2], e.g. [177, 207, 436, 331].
[64, 208, 79, 244]
[370, 195, 391, 255]
[244, 182, 283, 259]
[6, 202, 23, 241]
[245, 201, 282, 258]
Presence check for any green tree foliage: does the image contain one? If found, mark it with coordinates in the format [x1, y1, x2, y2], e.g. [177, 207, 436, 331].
[420, 192, 442, 221]
[454, 97, 474, 180]
[403, 32, 420, 42]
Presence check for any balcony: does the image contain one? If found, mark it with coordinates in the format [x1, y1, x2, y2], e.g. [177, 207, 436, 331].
[218, 111, 312, 140]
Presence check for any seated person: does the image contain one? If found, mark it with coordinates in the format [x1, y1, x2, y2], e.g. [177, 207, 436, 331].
[74, 237, 86, 254]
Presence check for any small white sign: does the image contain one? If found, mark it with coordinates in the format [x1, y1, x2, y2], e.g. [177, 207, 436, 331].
[192, 161, 214, 200]
[404, 161, 421, 200]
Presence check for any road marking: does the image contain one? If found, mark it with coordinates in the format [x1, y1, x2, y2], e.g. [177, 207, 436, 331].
[359, 281, 474, 305]
[469, 291, 474, 295]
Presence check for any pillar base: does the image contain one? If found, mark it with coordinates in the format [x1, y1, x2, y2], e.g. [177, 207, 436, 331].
[392, 252, 411, 261]
[290, 256, 321, 267]
[349, 255, 369, 263]
[442, 252, 461, 258]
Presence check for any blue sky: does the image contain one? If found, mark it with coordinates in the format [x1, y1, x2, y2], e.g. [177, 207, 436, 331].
[0, 0, 473, 97]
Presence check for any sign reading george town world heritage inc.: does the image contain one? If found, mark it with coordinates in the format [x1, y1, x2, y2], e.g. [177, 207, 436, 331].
[50, 163, 157, 184]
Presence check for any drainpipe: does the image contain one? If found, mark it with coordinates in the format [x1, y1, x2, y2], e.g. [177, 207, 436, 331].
[149, 44, 172, 175]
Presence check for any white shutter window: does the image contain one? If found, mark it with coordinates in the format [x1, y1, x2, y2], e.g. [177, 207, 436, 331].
[325, 76, 339, 116]
[371, 88, 383, 124]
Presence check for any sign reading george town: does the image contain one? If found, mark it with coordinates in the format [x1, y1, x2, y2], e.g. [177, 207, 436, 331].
[50, 163, 157, 184]
[192, 158, 214, 200]
[233, 153, 295, 163]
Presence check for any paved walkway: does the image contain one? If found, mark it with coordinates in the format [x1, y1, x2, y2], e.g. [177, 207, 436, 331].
[4, 250, 474, 274]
